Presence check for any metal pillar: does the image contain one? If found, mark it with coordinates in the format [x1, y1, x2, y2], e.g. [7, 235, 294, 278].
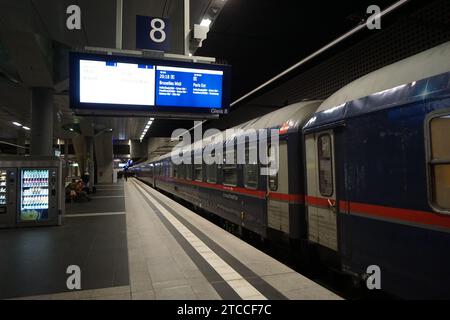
[64, 139, 70, 158]
[116, 0, 123, 49]
[184, 0, 190, 56]
[30, 87, 53, 156]
[64, 139, 70, 178]
[85, 136, 95, 191]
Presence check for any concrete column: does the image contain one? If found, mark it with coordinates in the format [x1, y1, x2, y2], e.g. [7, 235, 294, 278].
[85, 136, 95, 190]
[62, 139, 71, 179]
[130, 140, 145, 159]
[64, 139, 70, 158]
[16, 130, 26, 155]
[72, 135, 86, 174]
[30, 87, 53, 156]
[94, 132, 114, 184]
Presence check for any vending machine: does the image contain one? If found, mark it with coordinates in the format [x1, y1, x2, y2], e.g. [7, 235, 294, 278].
[0, 156, 64, 228]
[0, 168, 17, 228]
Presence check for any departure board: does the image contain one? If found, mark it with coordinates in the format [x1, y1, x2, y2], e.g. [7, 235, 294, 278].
[70, 52, 231, 117]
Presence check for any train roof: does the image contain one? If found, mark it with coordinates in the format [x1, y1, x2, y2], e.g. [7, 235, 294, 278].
[304, 41, 450, 131]
[231, 100, 321, 132]
[148, 100, 321, 163]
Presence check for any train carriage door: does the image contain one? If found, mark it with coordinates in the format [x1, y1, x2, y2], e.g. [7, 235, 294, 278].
[267, 141, 290, 236]
[305, 131, 338, 251]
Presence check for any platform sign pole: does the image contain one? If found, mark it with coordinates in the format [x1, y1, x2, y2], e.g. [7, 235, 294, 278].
[116, 0, 123, 49]
[184, 0, 190, 56]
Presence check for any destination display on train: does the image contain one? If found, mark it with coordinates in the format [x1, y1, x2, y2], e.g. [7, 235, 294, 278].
[70, 52, 231, 116]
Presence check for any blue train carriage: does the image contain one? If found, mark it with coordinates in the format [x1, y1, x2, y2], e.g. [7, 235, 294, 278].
[303, 41, 450, 299]
[146, 101, 321, 242]
[133, 161, 154, 186]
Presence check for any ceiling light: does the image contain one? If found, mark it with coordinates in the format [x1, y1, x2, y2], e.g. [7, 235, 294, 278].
[69, 128, 74, 132]
[200, 18, 211, 27]
[12, 121, 22, 127]
[22, 126, 30, 131]
[140, 117, 154, 140]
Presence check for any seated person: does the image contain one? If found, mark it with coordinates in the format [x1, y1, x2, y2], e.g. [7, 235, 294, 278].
[75, 180, 91, 201]
[66, 179, 78, 202]
[81, 174, 91, 193]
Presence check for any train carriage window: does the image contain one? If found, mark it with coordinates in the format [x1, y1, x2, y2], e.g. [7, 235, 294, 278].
[172, 164, 177, 178]
[194, 164, 202, 181]
[223, 147, 237, 186]
[207, 150, 217, 183]
[178, 165, 185, 179]
[193, 152, 203, 181]
[428, 115, 450, 210]
[244, 144, 258, 189]
[318, 134, 334, 197]
[268, 145, 278, 191]
[186, 164, 192, 180]
[207, 164, 217, 183]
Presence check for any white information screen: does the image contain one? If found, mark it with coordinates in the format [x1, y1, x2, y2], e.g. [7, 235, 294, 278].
[79, 60, 156, 106]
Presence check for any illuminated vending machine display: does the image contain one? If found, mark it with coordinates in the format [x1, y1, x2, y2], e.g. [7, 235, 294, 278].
[0, 170, 7, 207]
[0, 168, 17, 228]
[20, 169, 50, 221]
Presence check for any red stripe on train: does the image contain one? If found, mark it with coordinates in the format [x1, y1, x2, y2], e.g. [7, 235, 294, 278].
[306, 195, 450, 230]
[345, 201, 450, 229]
[156, 176, 303, 203]
[157, 176, 267, 198]
[155, 176, 450, 229]
[269, 192, 304, 204]
[305, 195, 334, 207]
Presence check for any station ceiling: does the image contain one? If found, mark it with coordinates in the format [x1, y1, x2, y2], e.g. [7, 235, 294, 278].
[0, 0, 213, 142]
[0, 0, 445, 143]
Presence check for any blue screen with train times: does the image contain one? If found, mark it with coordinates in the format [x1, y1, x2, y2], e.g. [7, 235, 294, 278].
[156, 66, 223, 108]
[70, 53, 230, 116]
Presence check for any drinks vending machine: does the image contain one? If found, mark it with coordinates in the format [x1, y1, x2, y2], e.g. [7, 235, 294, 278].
[0, 168, 17, 228]
[0, 156, 64, 228]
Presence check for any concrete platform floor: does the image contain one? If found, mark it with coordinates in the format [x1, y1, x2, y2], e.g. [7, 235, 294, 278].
[3, 178, 342, 300]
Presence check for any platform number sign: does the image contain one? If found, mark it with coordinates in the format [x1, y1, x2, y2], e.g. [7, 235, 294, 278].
[136, 15, 171, 52]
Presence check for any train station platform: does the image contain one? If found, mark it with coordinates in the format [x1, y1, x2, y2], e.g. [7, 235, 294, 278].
[0, 178, 341, 300]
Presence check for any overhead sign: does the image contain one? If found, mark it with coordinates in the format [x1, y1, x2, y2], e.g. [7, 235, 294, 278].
[155, 66, 223, 108]
[69, 52, 231, 118]
[136, 15, 171, 52]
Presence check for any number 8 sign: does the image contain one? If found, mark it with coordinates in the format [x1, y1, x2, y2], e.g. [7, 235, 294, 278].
[136, 15, 171, 51]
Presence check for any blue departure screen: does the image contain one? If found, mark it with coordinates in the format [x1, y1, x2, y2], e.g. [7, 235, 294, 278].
[155, 66, 223, 108]
[72, 52, 230, 114]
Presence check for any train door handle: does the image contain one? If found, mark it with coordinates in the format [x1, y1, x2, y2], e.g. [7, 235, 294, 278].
[327, 199, 337, 213]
